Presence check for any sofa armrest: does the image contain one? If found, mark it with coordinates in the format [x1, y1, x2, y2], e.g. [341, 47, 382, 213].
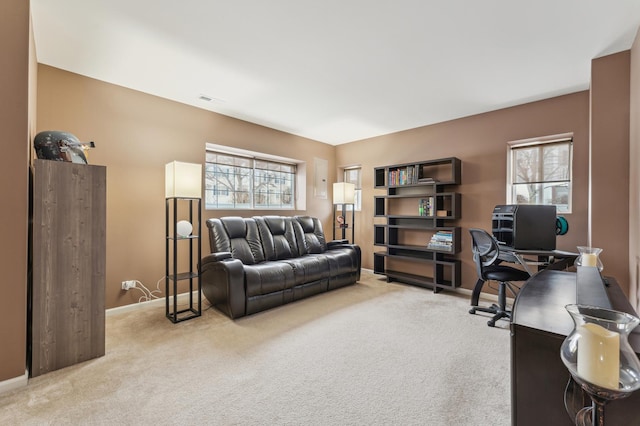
[200, 254, 246, 318]
[327, 239, 349, 249]
[201, 251, 232, 264]
[326, 242, 362, 281]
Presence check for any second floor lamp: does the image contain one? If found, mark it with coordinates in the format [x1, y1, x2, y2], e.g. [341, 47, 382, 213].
[333, 182, 356, 242]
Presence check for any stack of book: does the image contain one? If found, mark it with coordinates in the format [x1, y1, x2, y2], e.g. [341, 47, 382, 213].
[417, 177, 438, 183]
[427, 231, 453, 252]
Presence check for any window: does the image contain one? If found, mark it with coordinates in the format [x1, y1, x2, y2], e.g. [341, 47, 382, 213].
[507, 134, 573, 213]
[205, 149, 296, 210]
[343, 167, 362, 211]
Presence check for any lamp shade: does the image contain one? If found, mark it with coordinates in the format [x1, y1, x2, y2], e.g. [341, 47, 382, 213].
[165, 161, 202, 198]
[333, 182, 356, 204]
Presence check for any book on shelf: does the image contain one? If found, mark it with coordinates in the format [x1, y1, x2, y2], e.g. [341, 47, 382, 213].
[418, 197, 435, 216]
[427, 230, 454, 252]
[388, 164, 422, 186]
[430, 230, 453, 242]
[427, 242, 453, 252]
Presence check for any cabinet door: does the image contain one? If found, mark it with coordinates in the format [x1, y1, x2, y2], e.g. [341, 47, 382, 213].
[31, 160, 106, 377]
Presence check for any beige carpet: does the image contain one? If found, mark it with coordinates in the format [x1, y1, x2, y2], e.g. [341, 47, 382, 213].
[0, 271, 511, 425]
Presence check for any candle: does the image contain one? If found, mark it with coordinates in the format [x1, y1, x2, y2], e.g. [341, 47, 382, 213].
[577, 323, 620, 389]
[581, 253, 598, 267]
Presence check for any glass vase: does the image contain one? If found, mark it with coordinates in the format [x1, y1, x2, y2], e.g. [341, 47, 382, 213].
[575, 246, 604, 272]
[560, 304, 640, 425]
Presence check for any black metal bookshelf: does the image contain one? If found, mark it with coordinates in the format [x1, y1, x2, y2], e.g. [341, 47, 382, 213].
[165, 197, 202, 323]
[373, 157, 462, 292]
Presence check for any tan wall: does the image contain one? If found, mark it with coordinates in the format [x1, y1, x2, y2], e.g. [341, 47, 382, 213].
[36, 65, 336, 309]
[336, 92, 591, 292]
[33, 43, 637, 313]
[591, 52, 631, 292]
[630, 30, 640, 311]
[0, 0, 31, 382]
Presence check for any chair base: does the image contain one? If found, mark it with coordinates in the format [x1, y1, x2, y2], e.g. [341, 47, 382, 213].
[469, 279, 518, 327]
[469, 303, 511, 327]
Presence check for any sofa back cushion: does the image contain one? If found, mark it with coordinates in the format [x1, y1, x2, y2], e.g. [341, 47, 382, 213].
[255, 216, 299, 260]
[207, 217, 265, 265]
[294, 216, 327, 255]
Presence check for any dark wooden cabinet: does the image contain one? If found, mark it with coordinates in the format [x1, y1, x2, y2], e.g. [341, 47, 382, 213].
[373, 157, 461, 292]
[30, 159, 106, 377]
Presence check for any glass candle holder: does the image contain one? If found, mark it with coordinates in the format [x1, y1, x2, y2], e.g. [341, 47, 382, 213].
[561, 304, 640, 425]
[575, 246, 604, 272]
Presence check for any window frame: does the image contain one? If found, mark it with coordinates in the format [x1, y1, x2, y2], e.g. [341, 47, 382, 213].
[205, 145, 299, 210]
[506, 133, 573, 214]
[343, 166, 362, 211]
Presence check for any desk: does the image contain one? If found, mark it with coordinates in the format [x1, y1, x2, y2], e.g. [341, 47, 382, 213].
[470, 247, 577, 307]
[511, 267, 640, 425]
[498, 246, 578, 275]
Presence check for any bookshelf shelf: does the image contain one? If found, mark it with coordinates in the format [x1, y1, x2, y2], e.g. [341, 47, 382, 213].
[165, 197, 202, 323]
[373, 157, 462, 292]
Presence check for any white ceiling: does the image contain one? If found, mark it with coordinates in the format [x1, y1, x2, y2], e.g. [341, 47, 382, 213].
[31, 0, 640, 145]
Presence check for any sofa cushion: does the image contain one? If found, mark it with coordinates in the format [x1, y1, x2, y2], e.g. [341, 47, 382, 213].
[284, 254, 331, 284]
[207, 217, 265, 265]
[244, 262, 296, 297]
[255, 216, 299, 260]
[294, 216, 327, 255]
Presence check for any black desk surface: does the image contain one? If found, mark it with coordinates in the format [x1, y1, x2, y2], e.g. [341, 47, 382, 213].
[511, 267, 640, 349]
[511, 270, 576, 335]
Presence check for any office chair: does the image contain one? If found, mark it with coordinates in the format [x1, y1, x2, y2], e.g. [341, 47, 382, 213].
[468, 228, 530, 327]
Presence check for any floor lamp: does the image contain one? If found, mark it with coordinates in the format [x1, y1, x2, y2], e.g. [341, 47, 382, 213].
[333, 182, 356, 243]
[165, 161, 202, 323]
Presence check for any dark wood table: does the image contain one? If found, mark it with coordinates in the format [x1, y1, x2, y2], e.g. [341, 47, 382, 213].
[510, 267, 640, 425]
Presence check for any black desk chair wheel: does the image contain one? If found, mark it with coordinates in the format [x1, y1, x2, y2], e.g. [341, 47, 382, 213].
[469, 228, 530, 327]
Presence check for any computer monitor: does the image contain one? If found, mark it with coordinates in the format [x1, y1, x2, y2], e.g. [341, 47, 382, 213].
[492, 204, 557, 250]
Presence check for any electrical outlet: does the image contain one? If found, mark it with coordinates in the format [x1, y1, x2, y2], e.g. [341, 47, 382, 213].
[121, 280, 136, 290]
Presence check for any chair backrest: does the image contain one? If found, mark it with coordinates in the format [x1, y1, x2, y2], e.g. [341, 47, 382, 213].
[294, 216, 327, 255]
[469, 228, 500, 280]
[254, 216, 300, 261]
[207, 217, 265, 265]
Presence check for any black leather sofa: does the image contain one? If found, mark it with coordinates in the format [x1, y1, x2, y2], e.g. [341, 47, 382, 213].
[201, 215, 361, 318]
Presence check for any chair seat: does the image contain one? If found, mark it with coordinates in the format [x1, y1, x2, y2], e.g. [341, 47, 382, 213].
[484, 265, 530, 282]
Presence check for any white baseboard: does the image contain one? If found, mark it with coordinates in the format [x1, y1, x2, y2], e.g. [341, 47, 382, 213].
[108, 273, 512, 317]
[108, 269, 372, 316]
[106, 292, 200, 316]
[0, 370, 28, 395]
